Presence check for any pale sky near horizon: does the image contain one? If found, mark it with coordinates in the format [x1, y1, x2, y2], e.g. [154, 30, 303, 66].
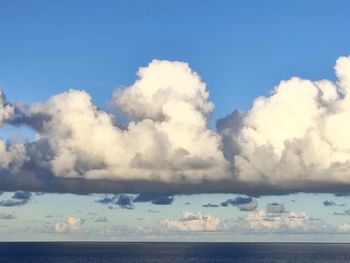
[1, 0, 350, 241]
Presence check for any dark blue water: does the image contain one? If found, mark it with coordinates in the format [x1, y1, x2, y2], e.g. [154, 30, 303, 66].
[0, 242, 350, 262]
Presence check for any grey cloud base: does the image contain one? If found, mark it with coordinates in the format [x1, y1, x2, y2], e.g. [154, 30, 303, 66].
[3, 170, 350, 195]
[1, 56, 350, 195]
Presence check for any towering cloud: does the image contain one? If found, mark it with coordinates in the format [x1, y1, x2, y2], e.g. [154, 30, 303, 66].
[1, 56, 350, 195]
[23, 60, 228, 184]
[218, 55, 350, 193]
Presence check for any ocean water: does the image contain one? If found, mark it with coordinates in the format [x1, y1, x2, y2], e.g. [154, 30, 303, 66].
[0, 242, 350, 263]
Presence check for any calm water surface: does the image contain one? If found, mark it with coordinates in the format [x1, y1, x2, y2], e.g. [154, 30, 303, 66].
[0, 242, 349, 263]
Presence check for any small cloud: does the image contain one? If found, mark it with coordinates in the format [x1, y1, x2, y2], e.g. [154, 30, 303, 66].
[0, 199, 26, 207]
[96, 196, 114, 205]
[163, 211, 226, 232]
[88, 212, 97, 216]
[45, 214, 63, 218]
[202, 203, 220, 208]
[95, 216, 108, 223]
[12, 191, 32, 201]
[221, 196, 252, 207]
[323, 200, 337, 207]
[152, 196, 174, 205]
[334, 209, 350, 216]
[244, 210, 327, 234]
[238, 200, 258, 211]
[54, 216, 82, 233]
[115, 194, 134, 209]
[133, 194, 160, 202]
[221, 196, 258, 211]
[0, 191, 32, 207]
[96, 194, 134, 209]
[309, 217, 321, 221]
[266, 203, 285, 214]
[136, 226, 154, 235]
[0, 212, 15, 220]
[148, 209, 160, 213]
[134, 194, 174, 205]
[339, 223, 350, 232]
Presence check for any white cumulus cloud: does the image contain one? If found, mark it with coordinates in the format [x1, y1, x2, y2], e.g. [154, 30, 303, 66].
[245, 211, 321, 233]
[1, 56, 350, 194]
[219, 55, 350, 193]
[163, 211, 225, 232]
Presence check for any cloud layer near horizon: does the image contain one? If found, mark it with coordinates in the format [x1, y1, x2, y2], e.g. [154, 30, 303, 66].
[1, 56, 350, 195]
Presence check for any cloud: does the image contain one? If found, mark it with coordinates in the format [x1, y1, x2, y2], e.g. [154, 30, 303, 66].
[339, 223, 350, 232]
[266, 203, 285, 214]
[0, 191, 32, 207]
[151, 196, 174, 205]
[323, 200, 345, 207]
[323, 200, 337, 207]
[333, 209, 350, 216]
[87, 212, 97, 216]
[221, 196, 258, 211]
[96, 196, 115, 205]
[133, 194, 159, 202]
[148, 209, 160, 213]
[237, 200, 258, 211]
[114, 194, 134, 209]
[0, 199, 26, 207]
[96, 194, 134, 209]
[217, 55, 350, 195]
[133, 194, 174, 205]
[54, 216, 81, 233]
[0, 212, 15, 220]
[12, 191, 32, 201]
[0, 90, 15, 127]
[95, 216, 108, 223]
[202, 203, 220, 208]
[1, 56, 350, 195]
[163, 211, 226, 232]
[244, 211, 328, 234]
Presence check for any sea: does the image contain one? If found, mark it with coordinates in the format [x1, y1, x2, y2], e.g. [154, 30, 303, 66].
[0, 242, 349, 262]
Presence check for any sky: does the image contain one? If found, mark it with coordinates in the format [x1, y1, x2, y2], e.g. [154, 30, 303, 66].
[1, 0, 350, 241]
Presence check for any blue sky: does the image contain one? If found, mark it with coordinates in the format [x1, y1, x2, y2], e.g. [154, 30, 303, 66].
[1, 0, 350, 241]
[2, 0, 350, 116]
